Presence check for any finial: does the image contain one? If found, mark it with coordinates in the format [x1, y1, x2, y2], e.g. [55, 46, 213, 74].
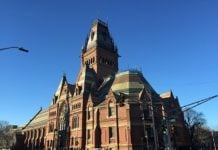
[63, 72, 67, 78]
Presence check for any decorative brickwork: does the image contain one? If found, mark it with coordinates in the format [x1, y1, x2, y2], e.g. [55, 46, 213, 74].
[21, 19, 190, 150]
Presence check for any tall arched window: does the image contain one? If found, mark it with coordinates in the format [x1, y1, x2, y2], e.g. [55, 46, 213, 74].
[59, 103, 67, 131]
[59, 118, 65, 131]
[108, 101, 115, 117]
[72, 115, 79, 129]
[49, 122, 54, 132]
[87, 106, 92, 120]
[91, 31, 95, 41]
[87, 129, 91, 141]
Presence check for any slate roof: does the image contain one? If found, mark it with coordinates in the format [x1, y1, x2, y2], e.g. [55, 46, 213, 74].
[23, 108, 48, 130]
[83, 19, 117, 52]
[23, 70, 157, 129]
[93, 70, 157, 104]
[96, 75, 115, 100]
[112, 70, 157, 95]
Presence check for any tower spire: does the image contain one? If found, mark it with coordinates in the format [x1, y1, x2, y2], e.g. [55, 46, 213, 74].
[81, 19, 119, 80]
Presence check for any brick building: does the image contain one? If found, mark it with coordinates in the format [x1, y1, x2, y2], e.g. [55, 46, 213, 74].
[22, 19, 190, 150]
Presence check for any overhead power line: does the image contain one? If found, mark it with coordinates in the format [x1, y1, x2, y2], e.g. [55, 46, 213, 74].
[182, 95, 218, 112]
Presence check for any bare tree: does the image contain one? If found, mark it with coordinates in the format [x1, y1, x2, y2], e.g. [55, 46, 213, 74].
[0, 120, 15, 149]
[197, 126, 215, 149]
[184, 109, 215, 149]
[0, 120, 9, 130]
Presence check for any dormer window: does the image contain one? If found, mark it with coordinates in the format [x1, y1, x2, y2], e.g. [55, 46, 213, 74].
[102, 31, 107, 40]
[48, 122, 54, 132]
[91, 31, 95, 41]
[108, 101, 115, 117]
[72, 115, 79, 129]
[75, 84, 82, 95]
[87, 106, 92, 120]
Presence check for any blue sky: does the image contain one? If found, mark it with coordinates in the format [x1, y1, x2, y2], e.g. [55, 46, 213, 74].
[0, 0, 218, 129]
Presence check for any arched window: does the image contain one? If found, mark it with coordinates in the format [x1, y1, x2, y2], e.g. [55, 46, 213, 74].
[87, 129, 91, 140]
[59, 118, 65, 131]
[49, 122, 54, 132]
[91, 31, 95, 41]
[99, 57, 102, 64]
[72, 115, 79, 129]
[75, 137, 79, 145]
[109, 127, 115, 144]
[76, 84, 82, 96]
[59, 102, 67, 131]
[109, 127, 115, 139]
[87, 106, 92, 120]
[71, 137, 74, 146]
[108, 101, 115, 117]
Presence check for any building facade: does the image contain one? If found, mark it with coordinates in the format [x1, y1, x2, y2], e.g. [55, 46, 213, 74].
[22, 19, 190, 150]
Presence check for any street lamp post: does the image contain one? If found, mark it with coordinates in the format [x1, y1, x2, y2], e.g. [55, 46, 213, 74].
[0, 46, 29, 52]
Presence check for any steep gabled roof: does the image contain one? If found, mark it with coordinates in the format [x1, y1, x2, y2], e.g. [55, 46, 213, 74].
[83, 19, 117, 52]
[74, 65, 96, 96]
[23, 108, 48, 130]
[97, 76, 114, 99]
[55, 75, 67, 96]
[51, 75, 75, 105]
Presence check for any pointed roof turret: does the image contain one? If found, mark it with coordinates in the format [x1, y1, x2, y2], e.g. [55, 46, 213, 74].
[74, 65, 96, 97]
[55, 74, 67, 96]
[81, 19, 119, 80]
[83, 19, 117, 52]
[51, 74, 75, 105]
